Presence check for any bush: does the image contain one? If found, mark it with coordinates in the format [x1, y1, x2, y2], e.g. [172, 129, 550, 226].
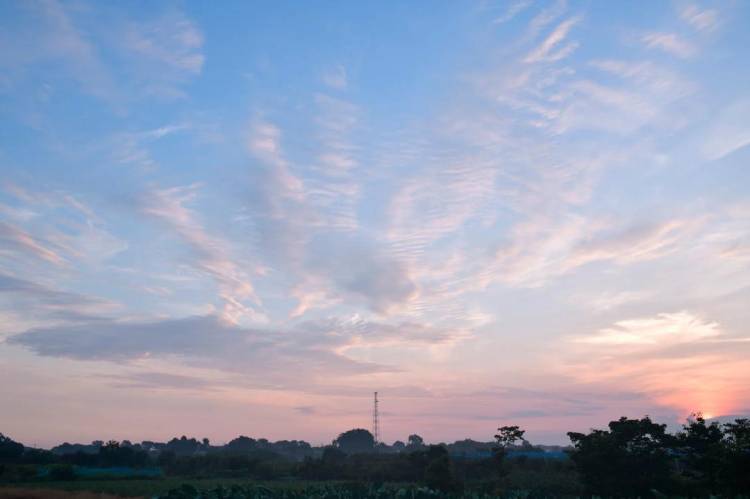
[48, 464, 76, 481]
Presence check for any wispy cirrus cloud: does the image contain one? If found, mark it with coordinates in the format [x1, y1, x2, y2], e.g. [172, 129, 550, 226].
[701, 100, 750, 160]
[493, 0, 532, 25]
[140, 184, 262, 324]
[0, 1, 204, 106]
[478, 216, 699, 289]
[120, 9, 204, 98]
[321, 64, 348, 90]
[0, 221, 66, 266]
[524, 16, 580, 63]
[642, 32, 695, 58]
[680, 4, 719, 32]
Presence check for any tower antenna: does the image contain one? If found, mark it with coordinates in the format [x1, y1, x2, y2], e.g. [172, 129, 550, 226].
[372, 391, 380, 445]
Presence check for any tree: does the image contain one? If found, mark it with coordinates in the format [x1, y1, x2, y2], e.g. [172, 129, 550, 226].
[493, 425, 525, 477]
[568, 416, 675, 496]
[407, 434, 424, 449]
[494, 425, 525, 449]
[424, 446, 459, 493]
[226, 436, 256, 454]
[334, 429, 374, 454]
[166, 436, 202, 455]
[0, 434, 24, 463]
[722, 418, 750, 494]
[676, 414, 726, 492]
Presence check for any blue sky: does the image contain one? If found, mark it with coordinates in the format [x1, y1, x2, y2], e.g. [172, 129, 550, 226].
[1, 0, 749, 447]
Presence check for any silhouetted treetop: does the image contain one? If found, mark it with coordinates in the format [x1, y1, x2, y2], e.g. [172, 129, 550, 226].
[334, 428, 374, 454]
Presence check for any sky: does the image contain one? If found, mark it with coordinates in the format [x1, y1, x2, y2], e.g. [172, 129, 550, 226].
[0, 0, 749, 448]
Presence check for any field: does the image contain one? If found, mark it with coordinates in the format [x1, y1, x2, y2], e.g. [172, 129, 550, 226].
[1, 480, 444, 498]
[0, 480, 513, 499]
[0, 479, 278, 498]
[0, 489, 132, 499]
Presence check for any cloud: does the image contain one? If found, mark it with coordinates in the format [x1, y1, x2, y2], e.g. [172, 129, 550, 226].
[245, 118, 417, 317]
[0, 273, 117, 333]
[0, 221, 66, 266]
[484, 217, 695, 288]
[493, 0, 532, 24]
[701, 99, 750, 160]
[0, 186, 127, 271]
[573, 311, 721, 345]
[0, 1, 204, 105]
[583, 291, 651, 312]
[524, 17, 580, 63]
[525, 0, 568, 37]
[680, 5, 719, 32]
[642, 32, 695, 58]
[294, 406, 316, 415]
[0, 0, 119, 102]
[116, 8, 204, 98]
[111, 123, 190, 169]
[7, 315, 372, 377]
[563, 312, 750, 417]
[124, 12, 203, 74]
[104, 371, 218, 390]
[247, 121, 305, 200]
[564, 219, 693, 267]
[306, 315, 468, 351]
[306, 235, 418, 315]
[139, 185, 262, 324]
[7, 314, 468, 389]
[321, 65, 348, 90]
[308, 93, 362, 229]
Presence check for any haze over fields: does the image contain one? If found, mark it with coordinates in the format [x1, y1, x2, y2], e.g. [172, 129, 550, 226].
[1, 0, 749, 447]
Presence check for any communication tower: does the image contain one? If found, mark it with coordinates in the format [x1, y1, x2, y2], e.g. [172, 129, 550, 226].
[372, 391, 380, 444]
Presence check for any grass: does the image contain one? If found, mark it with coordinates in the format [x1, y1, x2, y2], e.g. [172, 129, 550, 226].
[0, 488, 142, 499]
[0, 479, 329, 498]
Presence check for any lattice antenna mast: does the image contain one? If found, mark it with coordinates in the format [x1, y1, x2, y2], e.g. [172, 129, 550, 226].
[372, 391, 380, 445]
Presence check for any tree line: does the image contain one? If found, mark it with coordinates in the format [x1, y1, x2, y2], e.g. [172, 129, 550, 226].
[1, 414, 748, 496]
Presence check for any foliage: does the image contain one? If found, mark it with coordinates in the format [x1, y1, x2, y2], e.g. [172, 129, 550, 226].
[407, 435, 424, 451]
[493, 427, 525, 450]
[333, 430, 375, 455]
[567, 416, 675, 496]
[720, 418, 750, 493]
[492, 426, 525, 479]
[3, 415, 750, 496]
[47, 464, 76, 481]
[0, 435, 24, 463]
[675, 413, 725, 493]
[155, 483, 495, 499]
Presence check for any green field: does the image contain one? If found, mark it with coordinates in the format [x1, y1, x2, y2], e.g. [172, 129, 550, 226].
[0, 478, 316, 497]
[0, 481, 515, 499]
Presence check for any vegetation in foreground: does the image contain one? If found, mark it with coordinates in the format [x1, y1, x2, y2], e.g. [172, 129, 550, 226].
[1, 414, 749, 497]
[0, 487, 138, 499]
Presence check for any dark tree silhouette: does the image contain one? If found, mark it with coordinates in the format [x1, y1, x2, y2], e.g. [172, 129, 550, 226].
[722, 418, 750, 493]
[568, 416, 675, 496]
[0, 433, 24, 462]
[494, 426, 525, 448]
[333, 429, 374, 454]
[424, 445, 459, 492]
[407, 434, 424, 450]
[225, 436, 257, 454]
[493, 425, 525, 478]
[677, 413, 726, 492]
